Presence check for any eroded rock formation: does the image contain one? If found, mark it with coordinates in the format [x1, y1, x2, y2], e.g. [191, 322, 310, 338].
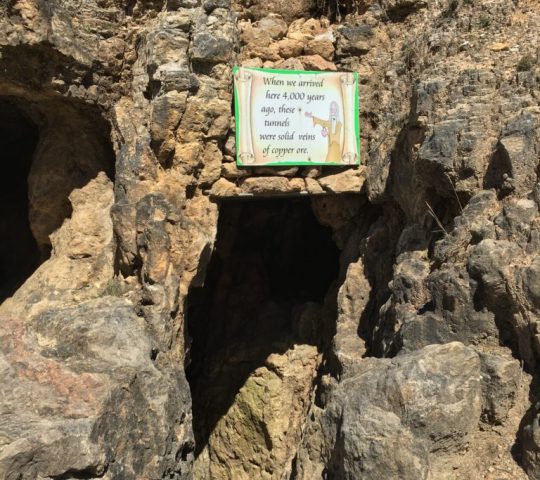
[0, 0, 539, 479]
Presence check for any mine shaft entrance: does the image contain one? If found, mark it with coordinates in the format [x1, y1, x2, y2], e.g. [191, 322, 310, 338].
[0, 99, 40, 302]
[186, 196, 340, 456]
[0, 94, 115, 304]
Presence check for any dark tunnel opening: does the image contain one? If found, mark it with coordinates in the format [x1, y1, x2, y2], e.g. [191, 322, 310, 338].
[0, 99, 40, 302]
[186, 197, 341, 456]
[0, 94, 115, 304]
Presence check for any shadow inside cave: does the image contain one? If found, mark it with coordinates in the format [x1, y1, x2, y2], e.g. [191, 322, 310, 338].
[0, 99, 40, 303]
[0, 94, 115, 305]
[185, 197, 341, 456]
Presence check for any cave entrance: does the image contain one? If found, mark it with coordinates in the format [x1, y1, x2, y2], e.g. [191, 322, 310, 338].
[0, 94, 115, 304]
[0, 99, 40, 302]
[186, 197, 341, 457]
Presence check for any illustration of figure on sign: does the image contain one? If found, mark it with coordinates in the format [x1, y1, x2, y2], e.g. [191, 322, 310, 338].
[305, 101, 343, 163]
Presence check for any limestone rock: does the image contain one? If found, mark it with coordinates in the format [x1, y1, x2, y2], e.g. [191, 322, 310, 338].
[258, 15, 288, 40]
[295, 343, 482, 479]
[2, 1, 540, 479]
[195, 344, 319, 480]
[298, 54, 337, 71]
[480, 353, 521, 425]
[318, 167, 366, 193]
[0, 297, 194, 480]
[244, 0, 315, 22]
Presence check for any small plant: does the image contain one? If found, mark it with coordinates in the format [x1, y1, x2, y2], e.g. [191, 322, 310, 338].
[426, 201, 448, 236]
[102, 277, 124, 297]
[517, 54, 536, 72]
[55, 345, 75, 360]
[444, 0, 459, 16]
[479, 15, 491, 28]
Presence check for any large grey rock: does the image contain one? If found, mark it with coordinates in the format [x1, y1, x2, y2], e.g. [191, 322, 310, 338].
[479, 353, 521, 425]
[295, 343, 482, 479]
[0, 297, 194, 479]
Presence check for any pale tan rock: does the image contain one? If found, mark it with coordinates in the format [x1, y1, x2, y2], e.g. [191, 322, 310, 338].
[222, 162, 249, 179]
[287, 31, 312, 43]
[240, 176, 291, 194]
[288, 18, 325, 40]
[305, 177, 324, 194]
[173, 141, 202, 173]
[1, 172, 115, 319]
[175, 195, 219, 294]
[199, 141, 223, 186]
[318, 167, 366, 193]
[298, 54, 337, 71]
[150, 91, 188, 165]
[177, 96, 230, 142]
[210, 178, 241, 197]
[304, 38, 335, 61]
[257, 15, 288, 40]
[241, 57, 264, 68]
[289, 177, 305, 192]
[490, 42, 510, 51]
[195, 344, 320, 480]
[277, 38, 304, 58]
[240, 23, 281, 61]
[273, 57, 304, 70]
[334, 259, 369, 374]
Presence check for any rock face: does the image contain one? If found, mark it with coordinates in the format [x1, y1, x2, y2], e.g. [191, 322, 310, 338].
[0, 0, 539, 479]
[294, 342, 483, 480]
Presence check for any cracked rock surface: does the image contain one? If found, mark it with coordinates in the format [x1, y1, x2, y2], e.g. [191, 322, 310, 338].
[0, 0, 539, 479]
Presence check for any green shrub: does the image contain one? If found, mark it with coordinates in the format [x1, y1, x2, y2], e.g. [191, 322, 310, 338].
[479, 15, 491, 28]
[102, 278, 124, 297]
[517, 54, 536, 72]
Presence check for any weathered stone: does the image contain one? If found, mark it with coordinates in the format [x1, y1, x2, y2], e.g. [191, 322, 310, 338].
[304, 37, 335, 61]
[298, 54, 337, 71]
[191, 31, 233, 63]
[2, 1, 540, 479]
[258, 15, 288, 40]
[296, 343, 482, 478]
[333, 259, 369, 375]
[277, 38, 304, 58]
[480, 353, 521, 424]
[318, 167, 366, 193]
[0, 297, 194, 480]
[194, 345, 319, 480]
[246, 0, 315, 22]
[150, 91, 188, 165]
[209, 177, 241, 196]
[203, 0, 230, 12]
[336, 24, 373, 56]
[240, 176, 291, 194]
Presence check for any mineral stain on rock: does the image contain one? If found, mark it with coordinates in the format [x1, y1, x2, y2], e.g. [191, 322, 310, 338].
[0, 0, 539, 479]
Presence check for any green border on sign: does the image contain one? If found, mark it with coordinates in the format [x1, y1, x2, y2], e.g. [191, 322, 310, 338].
[233, 66, 361, 167]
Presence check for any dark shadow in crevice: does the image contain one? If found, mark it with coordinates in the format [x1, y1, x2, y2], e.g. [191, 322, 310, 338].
[0, 100, 40, 302]
[355, 205, 404, 358]
[322, 411, 345, 480]
[185, 197, 340, 456]
[484, 141, 513, 199]
[511, 374, 540, 471]
[424, 188, 463, 257]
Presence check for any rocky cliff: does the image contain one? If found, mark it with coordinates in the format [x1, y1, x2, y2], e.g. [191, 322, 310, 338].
[0, 0, 539, 479]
